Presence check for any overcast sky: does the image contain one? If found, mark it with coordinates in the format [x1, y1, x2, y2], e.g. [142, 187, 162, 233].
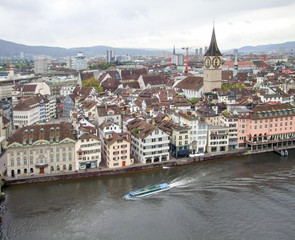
[0, 0, 295, 51]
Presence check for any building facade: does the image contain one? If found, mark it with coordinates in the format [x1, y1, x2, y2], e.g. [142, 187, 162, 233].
[128, 119, 170, 164]
[75, 133, 101, 170]
[104, 133, 133, 168]
[238, 103, 295, 151]
[5, 123, 76, 177]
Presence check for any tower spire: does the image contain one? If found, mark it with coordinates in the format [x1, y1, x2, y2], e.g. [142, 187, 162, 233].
[204, 24, 222, 56]
[173, 45, 176, 55]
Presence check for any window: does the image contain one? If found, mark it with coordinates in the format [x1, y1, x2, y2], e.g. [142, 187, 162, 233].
[57, 165, 60, 171]
[11, 159, 14, 167]
[24, 158, 27, 165]
[63, 165, 66, 170]
[63, 154, 66, 162]
[17, 158, 20, 166]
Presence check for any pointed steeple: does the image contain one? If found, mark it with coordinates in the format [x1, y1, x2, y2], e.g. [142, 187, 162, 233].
[204, 27, 222, 56]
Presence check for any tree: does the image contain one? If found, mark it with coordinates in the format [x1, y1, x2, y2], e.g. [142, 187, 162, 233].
[82, 76, 103, 92]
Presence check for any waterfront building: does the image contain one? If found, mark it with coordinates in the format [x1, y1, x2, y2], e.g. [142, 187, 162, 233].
[5, 123, 76, 177]
[75, 133, 101, 170]
[207, 125, 229, 153]
[158, 120, 190, 158]
[170, 111, 208, 154]
[174, 76, 204, 99]
[0, 112, 11, 154]
[203, 27, 222, 93]
[237, 103, 295, 150]
[220, 113, 239, 149]
[127, 118, 170, 163]
[103, 132, 133, 168]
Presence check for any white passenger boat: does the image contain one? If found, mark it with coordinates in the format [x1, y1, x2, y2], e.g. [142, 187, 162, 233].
[123, 183, 170, 200]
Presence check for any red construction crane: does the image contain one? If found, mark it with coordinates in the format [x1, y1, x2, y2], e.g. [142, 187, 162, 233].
[182, 47, 191, 73]
[245, 54, 267, 72]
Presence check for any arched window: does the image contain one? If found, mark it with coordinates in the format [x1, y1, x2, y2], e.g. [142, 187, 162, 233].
[17, 169, 21, 174]
[50, 166, 54, 171]
[63, 165, 66, 170]
[24, 168, 27, 174]
[30, 168, 34, 173]
[69, 164, 72, 170]
[57, 165, 60, 171]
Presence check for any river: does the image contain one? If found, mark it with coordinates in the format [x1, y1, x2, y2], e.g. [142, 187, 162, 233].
[1, 151, 295, 240]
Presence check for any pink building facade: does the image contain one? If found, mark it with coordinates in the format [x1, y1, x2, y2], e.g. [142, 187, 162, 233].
[238, 103, 295, 150]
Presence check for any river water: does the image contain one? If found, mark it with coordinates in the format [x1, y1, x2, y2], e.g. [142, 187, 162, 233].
[1, 151, 295, 240]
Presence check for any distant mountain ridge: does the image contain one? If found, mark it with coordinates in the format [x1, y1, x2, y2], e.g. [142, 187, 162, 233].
[238, 41, 295, 54]
[0, 39, 161, 58]
[0, 38, 294, 58]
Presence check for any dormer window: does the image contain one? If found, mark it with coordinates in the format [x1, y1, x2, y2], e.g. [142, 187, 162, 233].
[40, 128, 44, 133]
[56, 127, 60, 132]
[30, 129, 34, 134]
[24, 129, 28, 134]
[107, 110, 114, 116]
[56, 136, 60, 143]
[29, 138, 33, 145]
[50, 137, 53, 143]
[23, 139, 27, 145]
[50, 127, 54, 132]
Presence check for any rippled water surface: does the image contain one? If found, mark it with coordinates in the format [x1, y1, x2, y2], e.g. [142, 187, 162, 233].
[1, 152, 295, 240]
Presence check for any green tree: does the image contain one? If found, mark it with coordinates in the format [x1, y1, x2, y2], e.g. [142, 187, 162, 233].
[82, 76, 103, 92]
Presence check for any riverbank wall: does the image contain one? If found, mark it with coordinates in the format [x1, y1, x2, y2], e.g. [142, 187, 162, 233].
[2, 147, 292, 186]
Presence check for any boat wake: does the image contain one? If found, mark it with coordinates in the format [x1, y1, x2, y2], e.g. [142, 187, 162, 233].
[169, 171, 207, 188]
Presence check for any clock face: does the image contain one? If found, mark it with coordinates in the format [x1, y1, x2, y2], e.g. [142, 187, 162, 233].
[212, 57, 221, 68]
[204, 57, 211, 69]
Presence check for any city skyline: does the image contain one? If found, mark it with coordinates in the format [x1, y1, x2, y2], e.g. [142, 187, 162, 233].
[0, 0, 294, 51]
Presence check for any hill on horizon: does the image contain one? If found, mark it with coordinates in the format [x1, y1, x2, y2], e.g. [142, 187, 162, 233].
[0, 38, 294, 58]
[0, 39, 161, 58]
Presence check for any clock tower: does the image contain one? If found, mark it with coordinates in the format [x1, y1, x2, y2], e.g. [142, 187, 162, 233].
[203, 27, 222, 93]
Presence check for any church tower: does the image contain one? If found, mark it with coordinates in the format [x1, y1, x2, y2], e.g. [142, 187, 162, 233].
[203, 26, 222, 93]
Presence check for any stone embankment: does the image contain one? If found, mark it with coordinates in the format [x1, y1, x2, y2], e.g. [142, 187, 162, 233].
[0, 148, 270, 186]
